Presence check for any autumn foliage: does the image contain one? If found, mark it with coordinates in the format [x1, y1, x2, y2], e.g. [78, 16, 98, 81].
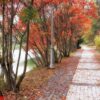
[20, 0, 97, 66]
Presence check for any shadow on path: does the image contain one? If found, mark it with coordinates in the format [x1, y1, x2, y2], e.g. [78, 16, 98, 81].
[71, 82, 100, 87]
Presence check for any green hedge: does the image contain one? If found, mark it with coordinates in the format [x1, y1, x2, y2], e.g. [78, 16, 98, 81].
[94, 35, 100, 50]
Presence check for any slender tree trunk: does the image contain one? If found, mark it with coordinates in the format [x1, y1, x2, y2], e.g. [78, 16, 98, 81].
[16, 21, 30, 90]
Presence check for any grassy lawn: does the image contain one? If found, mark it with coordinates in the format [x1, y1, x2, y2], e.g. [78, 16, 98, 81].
[27, 58, 37, 69]
[0, 76, 6, 91]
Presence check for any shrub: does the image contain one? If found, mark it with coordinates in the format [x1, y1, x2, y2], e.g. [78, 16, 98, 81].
[94, 35, 100, 50]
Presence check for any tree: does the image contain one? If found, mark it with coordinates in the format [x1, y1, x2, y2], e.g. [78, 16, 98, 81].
[0, 0, 38, 92]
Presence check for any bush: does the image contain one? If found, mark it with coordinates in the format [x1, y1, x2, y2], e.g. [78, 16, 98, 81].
[83, 31, 94, 44]
[94, 35, 100, 50]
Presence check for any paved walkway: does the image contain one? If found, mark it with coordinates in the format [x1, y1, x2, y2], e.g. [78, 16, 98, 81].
[37, 46, 100, 100]
[67, 46, 100, 100]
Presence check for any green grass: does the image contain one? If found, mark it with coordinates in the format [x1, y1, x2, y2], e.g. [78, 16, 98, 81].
[27, 58, 37, 69]
[94, 35, 100, 50]
[13, 44, 20, 49]
[0, 76, 6, 91]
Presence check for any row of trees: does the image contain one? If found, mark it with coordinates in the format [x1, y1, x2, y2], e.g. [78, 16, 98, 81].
[27, 0, 97, 66]
[0, 0, 97, 92]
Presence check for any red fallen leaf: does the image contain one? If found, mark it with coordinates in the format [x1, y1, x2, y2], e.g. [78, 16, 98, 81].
[0, 96, 4, 100]
[0, 91, 4, 100]
[61, 96, 66, 100]
[35, 91, 43, 97]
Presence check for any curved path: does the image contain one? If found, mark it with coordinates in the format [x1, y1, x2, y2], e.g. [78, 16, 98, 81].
[37, 46, 100, 100]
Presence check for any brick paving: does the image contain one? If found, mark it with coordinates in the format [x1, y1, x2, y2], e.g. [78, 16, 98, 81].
[37, 46, 100, 100]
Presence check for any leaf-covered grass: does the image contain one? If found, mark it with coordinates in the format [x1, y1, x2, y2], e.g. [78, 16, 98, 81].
[4, 67, 56, 100]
